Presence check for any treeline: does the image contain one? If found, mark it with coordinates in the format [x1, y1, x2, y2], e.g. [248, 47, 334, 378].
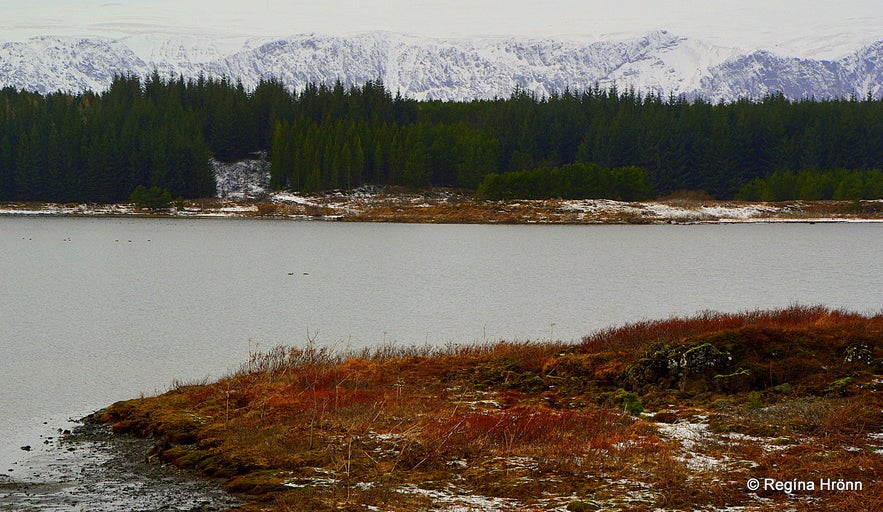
[737, 168, 883, 201]
[2, 74, 883, 203]
[477, 163, 653, 201]
[270, 85, 883, 198]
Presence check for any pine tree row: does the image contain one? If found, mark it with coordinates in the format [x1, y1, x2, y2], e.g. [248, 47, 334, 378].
[269, 119, 499, 192]
[2, 75, 883, 203]
[737, 168, 883, 201]
[477, 163, 654, 201]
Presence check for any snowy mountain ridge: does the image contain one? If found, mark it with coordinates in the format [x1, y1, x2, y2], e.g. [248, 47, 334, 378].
[1, 30, 882, 102]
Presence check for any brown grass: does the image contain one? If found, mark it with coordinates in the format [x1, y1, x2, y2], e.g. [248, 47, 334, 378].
[96, 306, 883, 511]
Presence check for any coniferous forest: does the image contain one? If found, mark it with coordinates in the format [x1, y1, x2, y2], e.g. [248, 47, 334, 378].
[1, 74, 883, 203]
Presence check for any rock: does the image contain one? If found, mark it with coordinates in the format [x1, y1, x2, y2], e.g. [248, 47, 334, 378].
[145, 440, 171, 464]
[627, 341, 737, 394]
[626, 343, 678, 389]
[678, 343, 729, 393]
[844, 344, 873, 365]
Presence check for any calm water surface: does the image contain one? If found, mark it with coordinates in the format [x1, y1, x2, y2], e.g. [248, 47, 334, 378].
[2, 217, 882, 468]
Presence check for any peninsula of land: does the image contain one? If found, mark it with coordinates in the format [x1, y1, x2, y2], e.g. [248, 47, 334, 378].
[93, 307, 883, 511]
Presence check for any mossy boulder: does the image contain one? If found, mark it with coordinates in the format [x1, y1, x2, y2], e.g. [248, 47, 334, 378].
[627, 342, 736, 394]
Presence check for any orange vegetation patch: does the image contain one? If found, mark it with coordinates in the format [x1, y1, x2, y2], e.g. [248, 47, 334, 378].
[97, 306, 883, 511]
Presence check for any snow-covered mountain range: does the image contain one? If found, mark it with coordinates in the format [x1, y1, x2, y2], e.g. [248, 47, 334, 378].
[1, 30, 881, 102]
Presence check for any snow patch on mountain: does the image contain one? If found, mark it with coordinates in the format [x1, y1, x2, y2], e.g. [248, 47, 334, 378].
[120, 34, 247, 65]
[0, 36, 148, 94]
[1, 31, 881, 102]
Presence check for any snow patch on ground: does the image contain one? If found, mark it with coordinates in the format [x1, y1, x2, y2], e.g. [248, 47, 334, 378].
[283, 475, 339, 489]
[655, 415, 742, 472]
[0, 204, 135, 216]
[213, 156, 270, 199]
[396, 483, 522, 512]
[655, 417, 710, 451]
[272, 192, 319, 206]
[868, 432, 883, 455]
[653, 411, 821, 477]
[560, 199, 784, 222]
[699, 204, 779, 219]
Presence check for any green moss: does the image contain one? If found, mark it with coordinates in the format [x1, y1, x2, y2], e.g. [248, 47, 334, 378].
[615, 389, 644, 415]
[745, 391, 763, 410]
[159, 446, 237, 477]
[825, 376, 853, 394]
[683, 342, 717, 356]
[773, 382, 793, 394]
[225, 470, 289, 495]
[714, 368, 750, 379]
[177, 448, 212, 467]
[568, 500, 600, 512]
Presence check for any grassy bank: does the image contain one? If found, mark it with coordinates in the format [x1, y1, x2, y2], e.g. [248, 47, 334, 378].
[98, 306, 883, 511]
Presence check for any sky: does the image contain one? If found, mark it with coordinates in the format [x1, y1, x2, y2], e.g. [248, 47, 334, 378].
[2, 0, 882, 56]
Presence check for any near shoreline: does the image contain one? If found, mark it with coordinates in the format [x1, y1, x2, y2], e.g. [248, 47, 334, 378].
[2, 191, 883, 224]
[94, 307, 883, 511]
[0, 419, 239, 511]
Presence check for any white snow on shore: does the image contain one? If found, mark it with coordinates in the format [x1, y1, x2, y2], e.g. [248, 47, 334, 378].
[2, 197, 882, 223]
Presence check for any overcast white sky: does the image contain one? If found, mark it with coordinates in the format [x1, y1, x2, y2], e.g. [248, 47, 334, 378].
[3, 0, 882, 55]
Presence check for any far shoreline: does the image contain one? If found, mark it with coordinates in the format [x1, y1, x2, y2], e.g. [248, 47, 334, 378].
[2, 192, 883, 225]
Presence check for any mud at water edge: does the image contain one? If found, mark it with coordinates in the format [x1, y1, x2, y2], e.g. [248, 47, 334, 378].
[0, 417, 239, 512]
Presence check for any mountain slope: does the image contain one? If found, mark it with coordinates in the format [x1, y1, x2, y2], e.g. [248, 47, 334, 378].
[1, 31, 881, 101]
[0, 36, 149, 94]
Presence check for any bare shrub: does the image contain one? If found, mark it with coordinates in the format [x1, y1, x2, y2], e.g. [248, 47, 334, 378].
[736, 396, 883, 439]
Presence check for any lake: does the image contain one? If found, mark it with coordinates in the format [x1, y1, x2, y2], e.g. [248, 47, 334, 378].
[1, 217, 882, 469]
